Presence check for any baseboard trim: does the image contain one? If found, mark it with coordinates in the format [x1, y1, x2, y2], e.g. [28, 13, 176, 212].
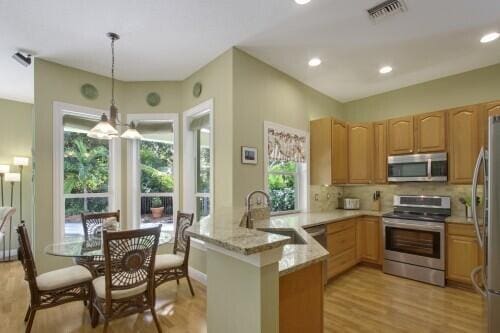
[189, 266, 207, 286]
[0, 249, 18, 262]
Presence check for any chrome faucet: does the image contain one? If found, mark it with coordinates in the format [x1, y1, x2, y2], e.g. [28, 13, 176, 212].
[240, 190, 271, 228]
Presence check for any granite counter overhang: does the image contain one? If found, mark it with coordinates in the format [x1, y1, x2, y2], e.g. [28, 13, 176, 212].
[186, 210, 384, 276]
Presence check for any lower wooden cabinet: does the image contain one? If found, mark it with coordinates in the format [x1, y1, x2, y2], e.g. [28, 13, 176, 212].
[356, 217, 381, 265]
[446, 223, 483, 285]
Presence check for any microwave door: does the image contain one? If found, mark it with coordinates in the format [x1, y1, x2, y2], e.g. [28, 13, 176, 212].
[388, 162, 429, 181]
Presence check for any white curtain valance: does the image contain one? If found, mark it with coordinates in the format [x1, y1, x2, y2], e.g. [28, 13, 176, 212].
[267, 127, 306, 163]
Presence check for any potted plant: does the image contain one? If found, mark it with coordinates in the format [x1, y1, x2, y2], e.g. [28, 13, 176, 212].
[150, 197, 164, 219]
[460, 196, 481, 218]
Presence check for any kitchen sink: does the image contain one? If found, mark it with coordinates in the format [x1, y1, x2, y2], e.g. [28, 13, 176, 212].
[257, 228, 306, 245]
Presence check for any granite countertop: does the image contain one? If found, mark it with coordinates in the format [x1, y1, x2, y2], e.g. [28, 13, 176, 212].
[187, 209, 385, 276]
[445, 216, 474, 224]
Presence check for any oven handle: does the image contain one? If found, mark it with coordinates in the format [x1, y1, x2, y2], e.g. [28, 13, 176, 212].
[383, 221, 444, 232]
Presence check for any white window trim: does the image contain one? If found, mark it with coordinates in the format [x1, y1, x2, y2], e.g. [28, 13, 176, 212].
[263, 121, 309, 215]
[182, 99, 214, 222]
[126, 113, 179, 230]
[52, 101, 121, 243]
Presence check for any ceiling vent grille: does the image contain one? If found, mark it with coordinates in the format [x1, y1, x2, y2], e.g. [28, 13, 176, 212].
[367, 0, 407, 22]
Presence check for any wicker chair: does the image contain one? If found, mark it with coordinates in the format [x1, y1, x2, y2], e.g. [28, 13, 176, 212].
[17, 224, 93, 333]
[154, 212, 195, 296]
[78, 210, 120, 276]
[90, 226, 162, 333]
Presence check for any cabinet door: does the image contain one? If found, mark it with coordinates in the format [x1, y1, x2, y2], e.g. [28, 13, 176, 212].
[482, 101, 500, 149]
[373, 121, 387, 184]
[348, 123, 373, 184]
[331, 119, 348, 184]
[388, 116, 414, 155]
[448, 106, 480, 184]
[310, 118, 332, 185]
[446, 234, 481, 284]
[357, 217, 380, 264]
[415, 111, 446, 152]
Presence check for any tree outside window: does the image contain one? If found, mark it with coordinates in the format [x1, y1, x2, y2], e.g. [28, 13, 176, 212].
[267, 160, 298, 212]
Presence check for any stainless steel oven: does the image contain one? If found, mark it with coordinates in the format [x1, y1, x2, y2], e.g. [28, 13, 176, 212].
[388, 152, 447, 182]
[382, 195, 450, 287]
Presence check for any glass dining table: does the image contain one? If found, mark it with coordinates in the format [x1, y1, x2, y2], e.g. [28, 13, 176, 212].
[45, 223, 173, 258]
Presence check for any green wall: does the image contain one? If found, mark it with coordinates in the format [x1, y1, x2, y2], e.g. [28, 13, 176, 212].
[0, 98, 33, 251]
[344, 63, 500, 122]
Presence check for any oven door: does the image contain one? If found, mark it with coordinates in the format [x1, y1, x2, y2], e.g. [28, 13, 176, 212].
[383, 218, 445, 270]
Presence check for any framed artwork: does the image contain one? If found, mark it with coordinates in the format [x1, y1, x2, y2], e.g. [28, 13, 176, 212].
[241, 146, 257, 164]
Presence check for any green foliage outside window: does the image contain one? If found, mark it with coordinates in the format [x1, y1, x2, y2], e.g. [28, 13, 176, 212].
[268, 160, 297, 212]
[140, 140, 174, 193]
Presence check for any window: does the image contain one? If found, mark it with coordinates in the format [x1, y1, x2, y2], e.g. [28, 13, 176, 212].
[264, 121, 308, 215]
[183, 100, 213, 222]
[53, 102, 120, 242]
[127, 114, 179, 231]
[195, 128, 211, 221]
[267, 160, 299, 213]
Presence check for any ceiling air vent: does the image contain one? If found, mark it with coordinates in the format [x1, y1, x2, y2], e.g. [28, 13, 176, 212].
[367, 0, 407, 22]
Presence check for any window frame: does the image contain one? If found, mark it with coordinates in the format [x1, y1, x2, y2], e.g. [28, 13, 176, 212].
[263, 121, 309, 216]
[182, 99, 214, 222]
[126, 113, 179, 230]
[53, 101, 121, 243]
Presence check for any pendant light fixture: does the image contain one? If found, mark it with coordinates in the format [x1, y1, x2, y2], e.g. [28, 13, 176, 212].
[88, 33, 143, 140]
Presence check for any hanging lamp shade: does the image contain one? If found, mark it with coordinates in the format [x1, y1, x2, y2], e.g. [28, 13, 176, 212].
[120, 122, 143, 140]
[0, 165, 10, 174]
[88, 113, 119, 139]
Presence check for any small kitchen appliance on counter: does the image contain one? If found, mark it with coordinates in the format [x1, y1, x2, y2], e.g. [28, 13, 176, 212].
[341, 198, 360, 210]
[382, 195, 451, 287]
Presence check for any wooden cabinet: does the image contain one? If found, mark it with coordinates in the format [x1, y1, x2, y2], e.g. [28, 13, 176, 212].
[310, 117, 348, 185]
[331, 119, 348, 184]
[373, 121, 387, 184]
[356, 217, 381, 264]
[388, 116, 414, 155]
[448, 106, 480, 184]
[348, 123, 373, 184]
[310, 118, 332, 185]
[327, 219, 357, 279]
[415, 111, 446, 152]
[446, 223, 482, 285]
[481, 100, 500, 148]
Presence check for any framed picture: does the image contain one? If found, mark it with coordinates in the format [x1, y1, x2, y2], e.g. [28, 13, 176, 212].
[241, 146, 258, 164]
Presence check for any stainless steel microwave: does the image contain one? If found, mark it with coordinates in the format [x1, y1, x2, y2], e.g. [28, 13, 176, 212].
[387, 152, 447, 182]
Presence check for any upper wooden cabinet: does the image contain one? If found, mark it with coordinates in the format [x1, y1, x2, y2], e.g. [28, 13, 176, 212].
[310, 118, 332, 185]
[373, 121, 387, 184]
[415, 111, 447, 152]
[310, 117, 348, 185]
[448, 106, 480, 184]
[348, 123, 373, 184]
[331, 119, 348, 184]
[481, 100, 500, 148]
[388, 116, 414, 155]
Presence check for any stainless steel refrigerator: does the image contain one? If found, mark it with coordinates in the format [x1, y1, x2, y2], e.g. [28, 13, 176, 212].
[471, 114, 500, 332]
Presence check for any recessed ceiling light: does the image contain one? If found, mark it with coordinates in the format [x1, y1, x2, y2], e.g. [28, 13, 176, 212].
[480, 32, 500, 43]
[295, 0, 311, 4]
[379, 66, 393, 74]
[308, 57, 321, 67]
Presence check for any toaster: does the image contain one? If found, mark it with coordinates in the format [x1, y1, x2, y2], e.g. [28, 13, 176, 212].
[342, 198, 360, 210]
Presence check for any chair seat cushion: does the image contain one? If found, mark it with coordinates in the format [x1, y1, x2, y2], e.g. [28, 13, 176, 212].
[155, 254, 184, 271]
[36, 265, 92, 291]
[92, 276, 147, 300]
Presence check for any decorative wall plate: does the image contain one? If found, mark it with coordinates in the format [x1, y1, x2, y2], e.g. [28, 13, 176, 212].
[193, 82, 202, 98]
[146, 92, 161, 107]
[80, 83, 98, 100]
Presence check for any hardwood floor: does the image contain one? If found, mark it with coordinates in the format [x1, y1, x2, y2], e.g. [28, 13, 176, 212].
[0, 262, 485, 332]
[324, 265, 486, 333]
[0, 261, 206, 332]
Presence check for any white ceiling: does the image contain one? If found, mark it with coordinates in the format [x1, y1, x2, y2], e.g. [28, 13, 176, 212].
[1, 0, 500, 104]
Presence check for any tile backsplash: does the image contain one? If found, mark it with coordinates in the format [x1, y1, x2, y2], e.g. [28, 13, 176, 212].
[310, 183, 482, 218]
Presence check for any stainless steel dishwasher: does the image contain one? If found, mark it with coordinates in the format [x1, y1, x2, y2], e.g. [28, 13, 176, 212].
[304, 225, 327, 285]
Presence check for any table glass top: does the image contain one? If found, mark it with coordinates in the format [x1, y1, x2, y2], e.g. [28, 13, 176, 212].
[45, 224, 173, 258]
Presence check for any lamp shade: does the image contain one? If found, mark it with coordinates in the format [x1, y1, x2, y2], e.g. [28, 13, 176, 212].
[120, 122, 143, 140]
[5, 173, 21, 182]
[0, 164, 9, 174]
[13, 156, 29, 166]
[88, 113, 119, 139]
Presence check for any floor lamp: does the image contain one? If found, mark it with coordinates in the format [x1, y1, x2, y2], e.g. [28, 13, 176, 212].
[4, 172, 20, 261]
[0, 164, 10, 206]
[13, 157, 29, 223]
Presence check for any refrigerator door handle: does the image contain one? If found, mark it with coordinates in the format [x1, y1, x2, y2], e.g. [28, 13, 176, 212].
[470, 266, 487, 298]
[472, 147, 485, 248]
